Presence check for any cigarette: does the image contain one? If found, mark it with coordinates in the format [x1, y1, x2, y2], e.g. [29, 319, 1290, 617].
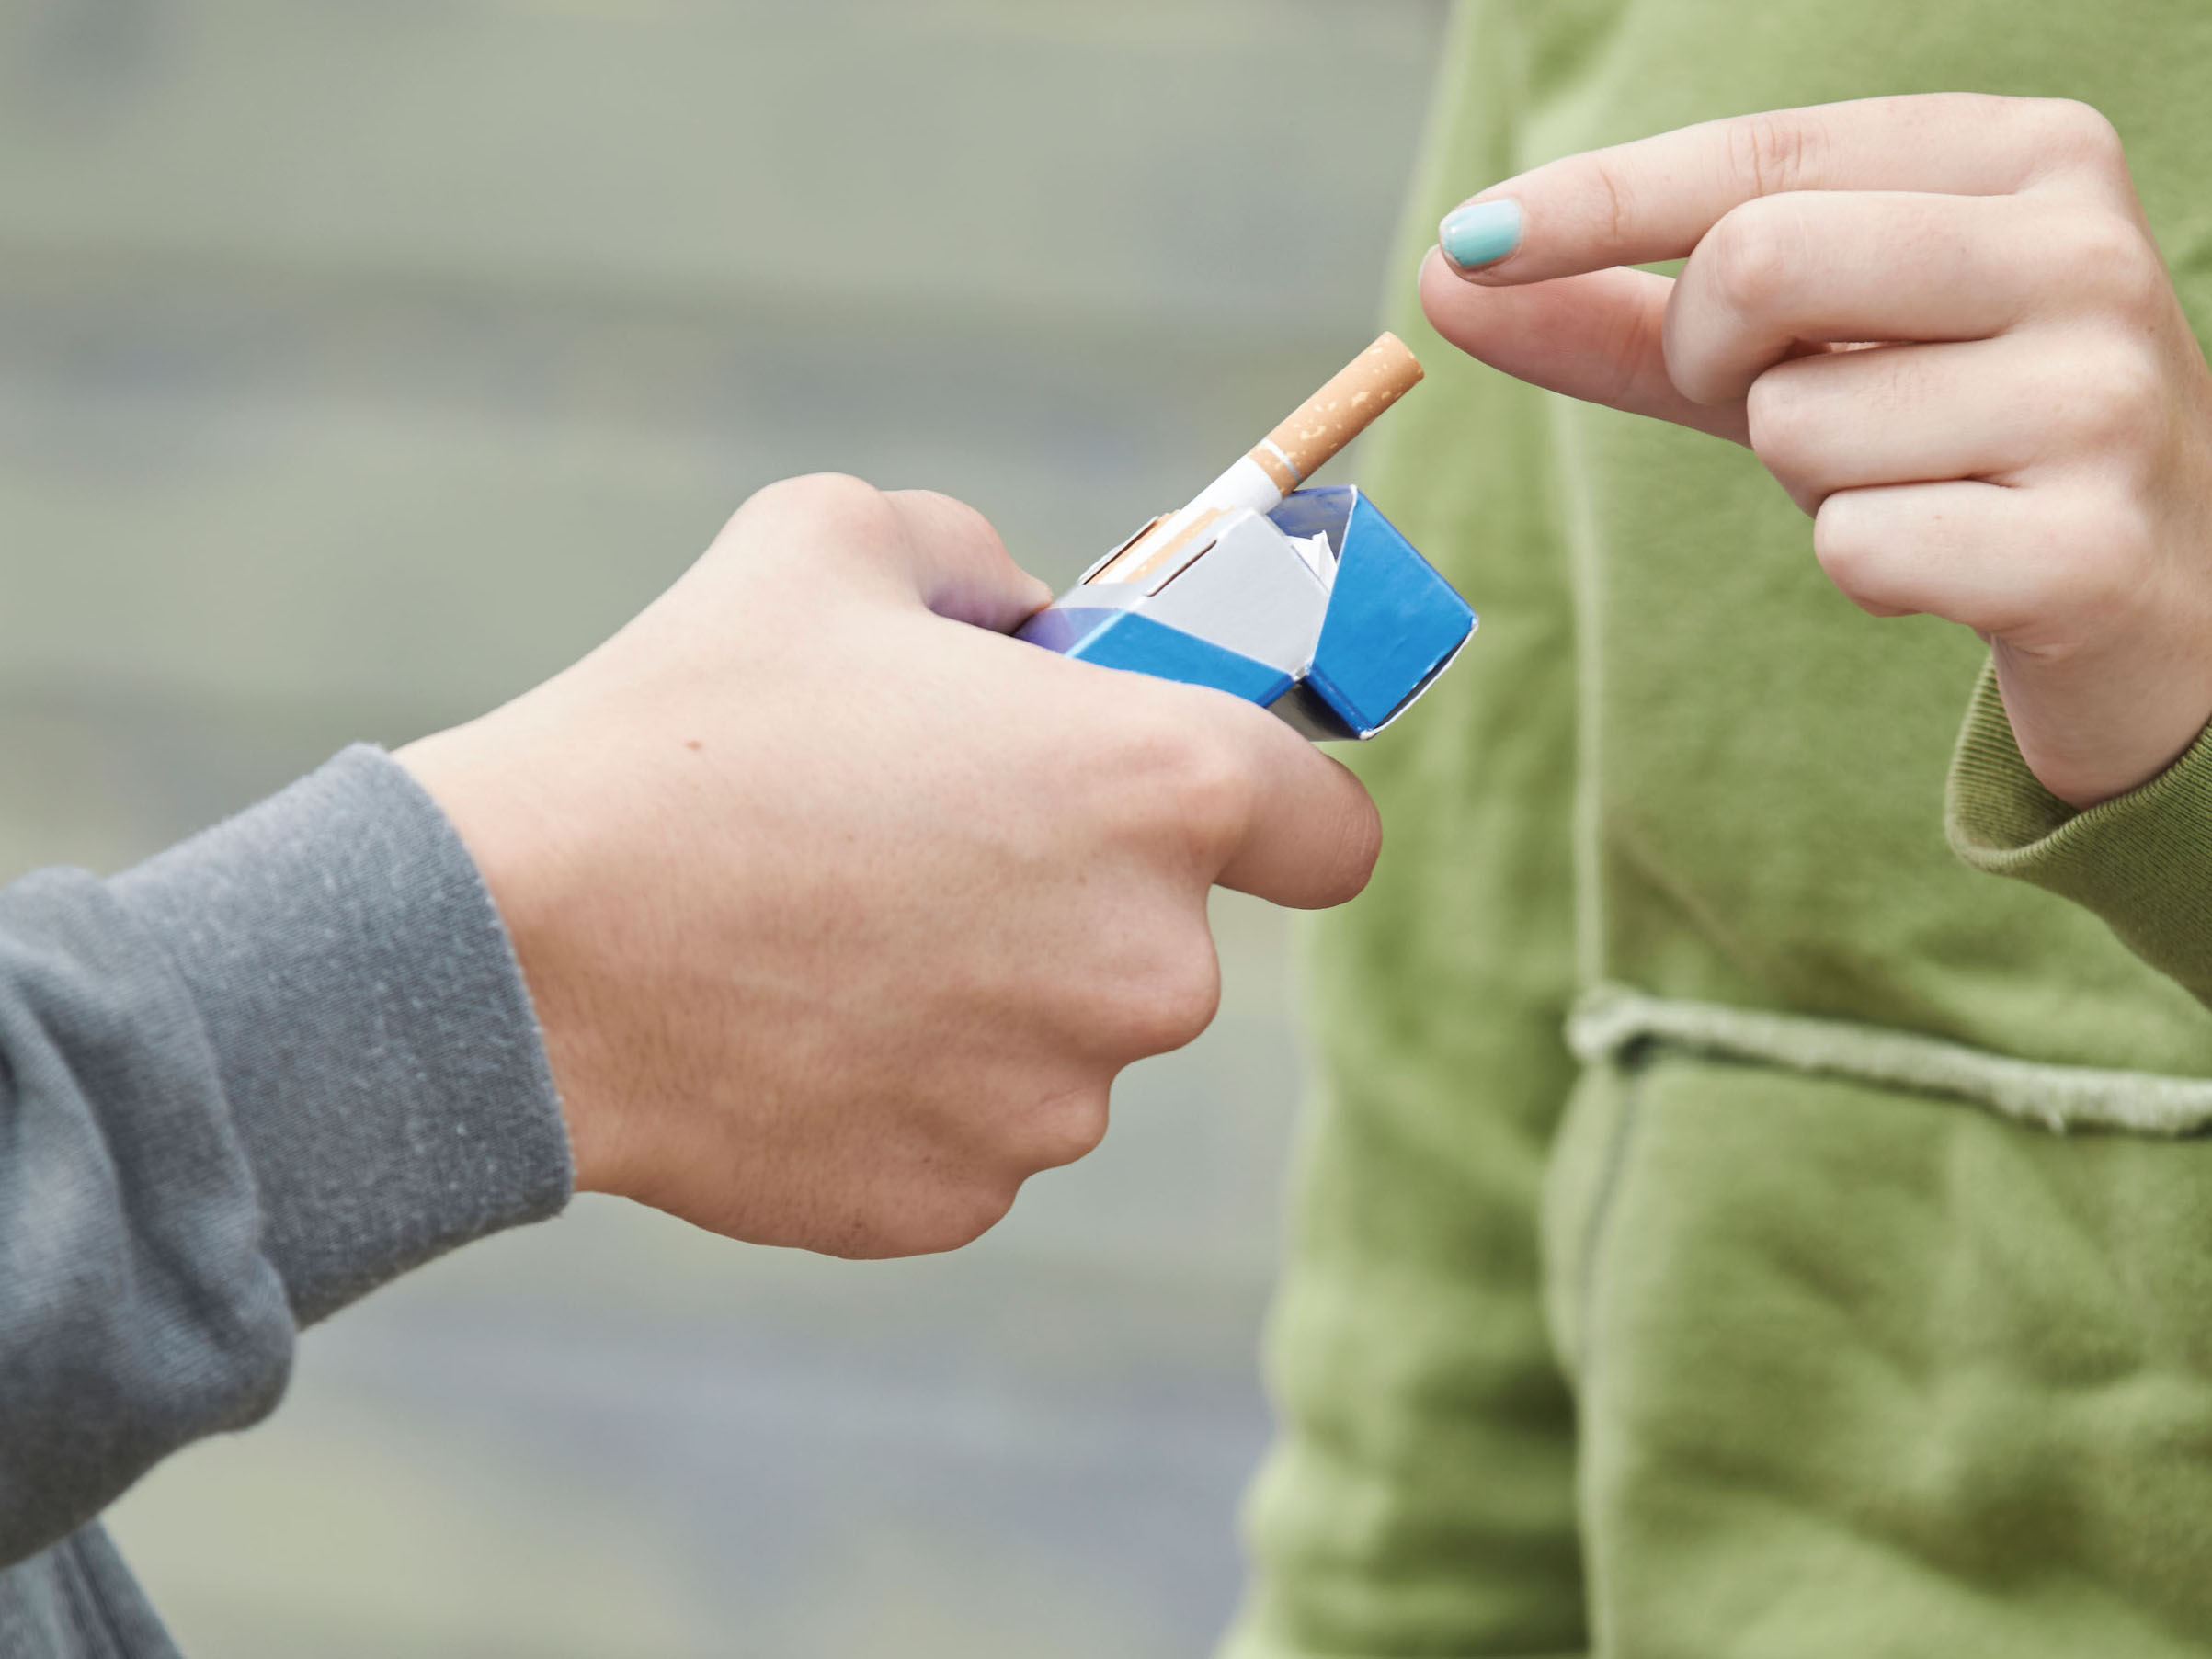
[1089, 332, 1424, 589]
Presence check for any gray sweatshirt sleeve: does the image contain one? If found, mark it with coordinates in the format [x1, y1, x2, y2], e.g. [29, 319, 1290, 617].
[0, 745, 572, 1568]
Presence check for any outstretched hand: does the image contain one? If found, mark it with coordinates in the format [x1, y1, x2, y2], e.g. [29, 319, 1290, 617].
[1427, 93, 2212, 807]
[399, 474, 1378, 1258]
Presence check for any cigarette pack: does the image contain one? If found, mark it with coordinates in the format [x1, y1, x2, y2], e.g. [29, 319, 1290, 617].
[1019, 483, 1475, 741]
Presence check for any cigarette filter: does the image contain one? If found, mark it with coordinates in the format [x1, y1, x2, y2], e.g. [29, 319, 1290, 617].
[1087, 332, 1426, 592]
[1018, 336, 1475, 741]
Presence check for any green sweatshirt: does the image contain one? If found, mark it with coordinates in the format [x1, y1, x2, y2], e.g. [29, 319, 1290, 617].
[1226, 3, 2212, 1655]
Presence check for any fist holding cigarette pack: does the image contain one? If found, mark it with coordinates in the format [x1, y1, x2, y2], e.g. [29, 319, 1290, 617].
[1020, 334, 1476, 740]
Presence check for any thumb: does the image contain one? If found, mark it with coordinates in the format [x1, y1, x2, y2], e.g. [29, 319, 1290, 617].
[1417, 247, 1750, 445]
[884, 489, 1055, 633]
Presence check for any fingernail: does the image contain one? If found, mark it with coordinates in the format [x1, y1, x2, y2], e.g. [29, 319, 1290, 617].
[1439, 199, 1522, 270]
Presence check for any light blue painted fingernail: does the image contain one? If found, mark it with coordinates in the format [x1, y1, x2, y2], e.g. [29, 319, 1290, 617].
[1439, 199, 1522, 270]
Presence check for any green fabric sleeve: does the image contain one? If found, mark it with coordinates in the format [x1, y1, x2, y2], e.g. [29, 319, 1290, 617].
[1221, 6, 1590, 1654]
[1948, 661, 2212, 1007]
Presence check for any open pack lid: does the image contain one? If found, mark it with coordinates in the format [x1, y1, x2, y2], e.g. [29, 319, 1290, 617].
[1018, 485, 1476, 741]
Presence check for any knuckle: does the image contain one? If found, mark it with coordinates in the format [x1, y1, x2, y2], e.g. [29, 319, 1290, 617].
[1744, 366, 1818, 472]
[1593, 287, 1668, 411]
[750, 470, 885, 522]
[896, 1184, 1018, 1256]
[1702, 201, 1806, 320]
[2104, 267, 2172, 340]
[843, 1175, 1021, 1259]
[890, 487, 1006, 557]
[895, 485, 981, 525]
[2104, 246, 2173, 324]
[1153, 722, 1258, 858]
[2062, 340, 2168, 450]
[1727, 109, 1822, 199]
[1810, 496, 1885, 603]
[1151, 938, 1226, 1051]
[1025, 1085, 1112, 1171]
[2031, 98, 2126, 174]
[1590, 158, 1637, 249]
[2051, 214, 2167, 319]
[733, 472, 896, 551]
[1103, 932, 1222, 1055]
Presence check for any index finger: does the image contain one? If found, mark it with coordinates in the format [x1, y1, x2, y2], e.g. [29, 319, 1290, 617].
[1443, 94, 2115, 285]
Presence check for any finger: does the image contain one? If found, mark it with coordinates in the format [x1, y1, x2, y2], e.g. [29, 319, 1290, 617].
[884, 489, 1055, 631]
[1418, 249, 1750, 443]
[722, 474, 1052, 631]
[1442, 94, 2124, 286]
[1665, 192, 2064, 403]
[1749, 337, 2066, 511]
[1210, 713, 1382, 910]
[1811, 478, 2112, 634]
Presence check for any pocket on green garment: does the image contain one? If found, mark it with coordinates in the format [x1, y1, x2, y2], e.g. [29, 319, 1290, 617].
[1564, 1050, 2212, 1657]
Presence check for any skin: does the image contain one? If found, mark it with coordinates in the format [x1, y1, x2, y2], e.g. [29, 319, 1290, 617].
[1428, 93, 2212, 808]
[399, 473, 1379, 1258]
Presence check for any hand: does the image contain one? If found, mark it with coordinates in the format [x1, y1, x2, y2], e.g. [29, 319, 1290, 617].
[396, 475, 1378, 1257]
[1425, 94, 2212, 807]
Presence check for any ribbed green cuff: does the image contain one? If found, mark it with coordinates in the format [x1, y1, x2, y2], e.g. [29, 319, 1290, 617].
[1946, 662, 2212, 1002]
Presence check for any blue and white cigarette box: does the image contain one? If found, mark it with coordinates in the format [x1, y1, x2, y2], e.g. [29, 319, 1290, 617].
[1019, 485, 1476, 741]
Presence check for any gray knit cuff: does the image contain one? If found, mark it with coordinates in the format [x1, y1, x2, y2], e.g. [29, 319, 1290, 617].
[109, 745, 572, 1325]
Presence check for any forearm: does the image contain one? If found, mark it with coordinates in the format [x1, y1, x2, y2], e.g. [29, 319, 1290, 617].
[0, 747, 569, 1564]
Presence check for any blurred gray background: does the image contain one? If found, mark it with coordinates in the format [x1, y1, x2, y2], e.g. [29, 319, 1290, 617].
[0, 3, 1449, 1654]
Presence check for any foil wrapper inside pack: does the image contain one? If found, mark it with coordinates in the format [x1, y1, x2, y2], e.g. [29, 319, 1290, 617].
[1019, 485, 1476, 741]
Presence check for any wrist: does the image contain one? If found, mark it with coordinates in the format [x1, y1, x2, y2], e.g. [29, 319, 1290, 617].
[1992, 636, 2212, 810]
[393, 720, 628, 1196]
